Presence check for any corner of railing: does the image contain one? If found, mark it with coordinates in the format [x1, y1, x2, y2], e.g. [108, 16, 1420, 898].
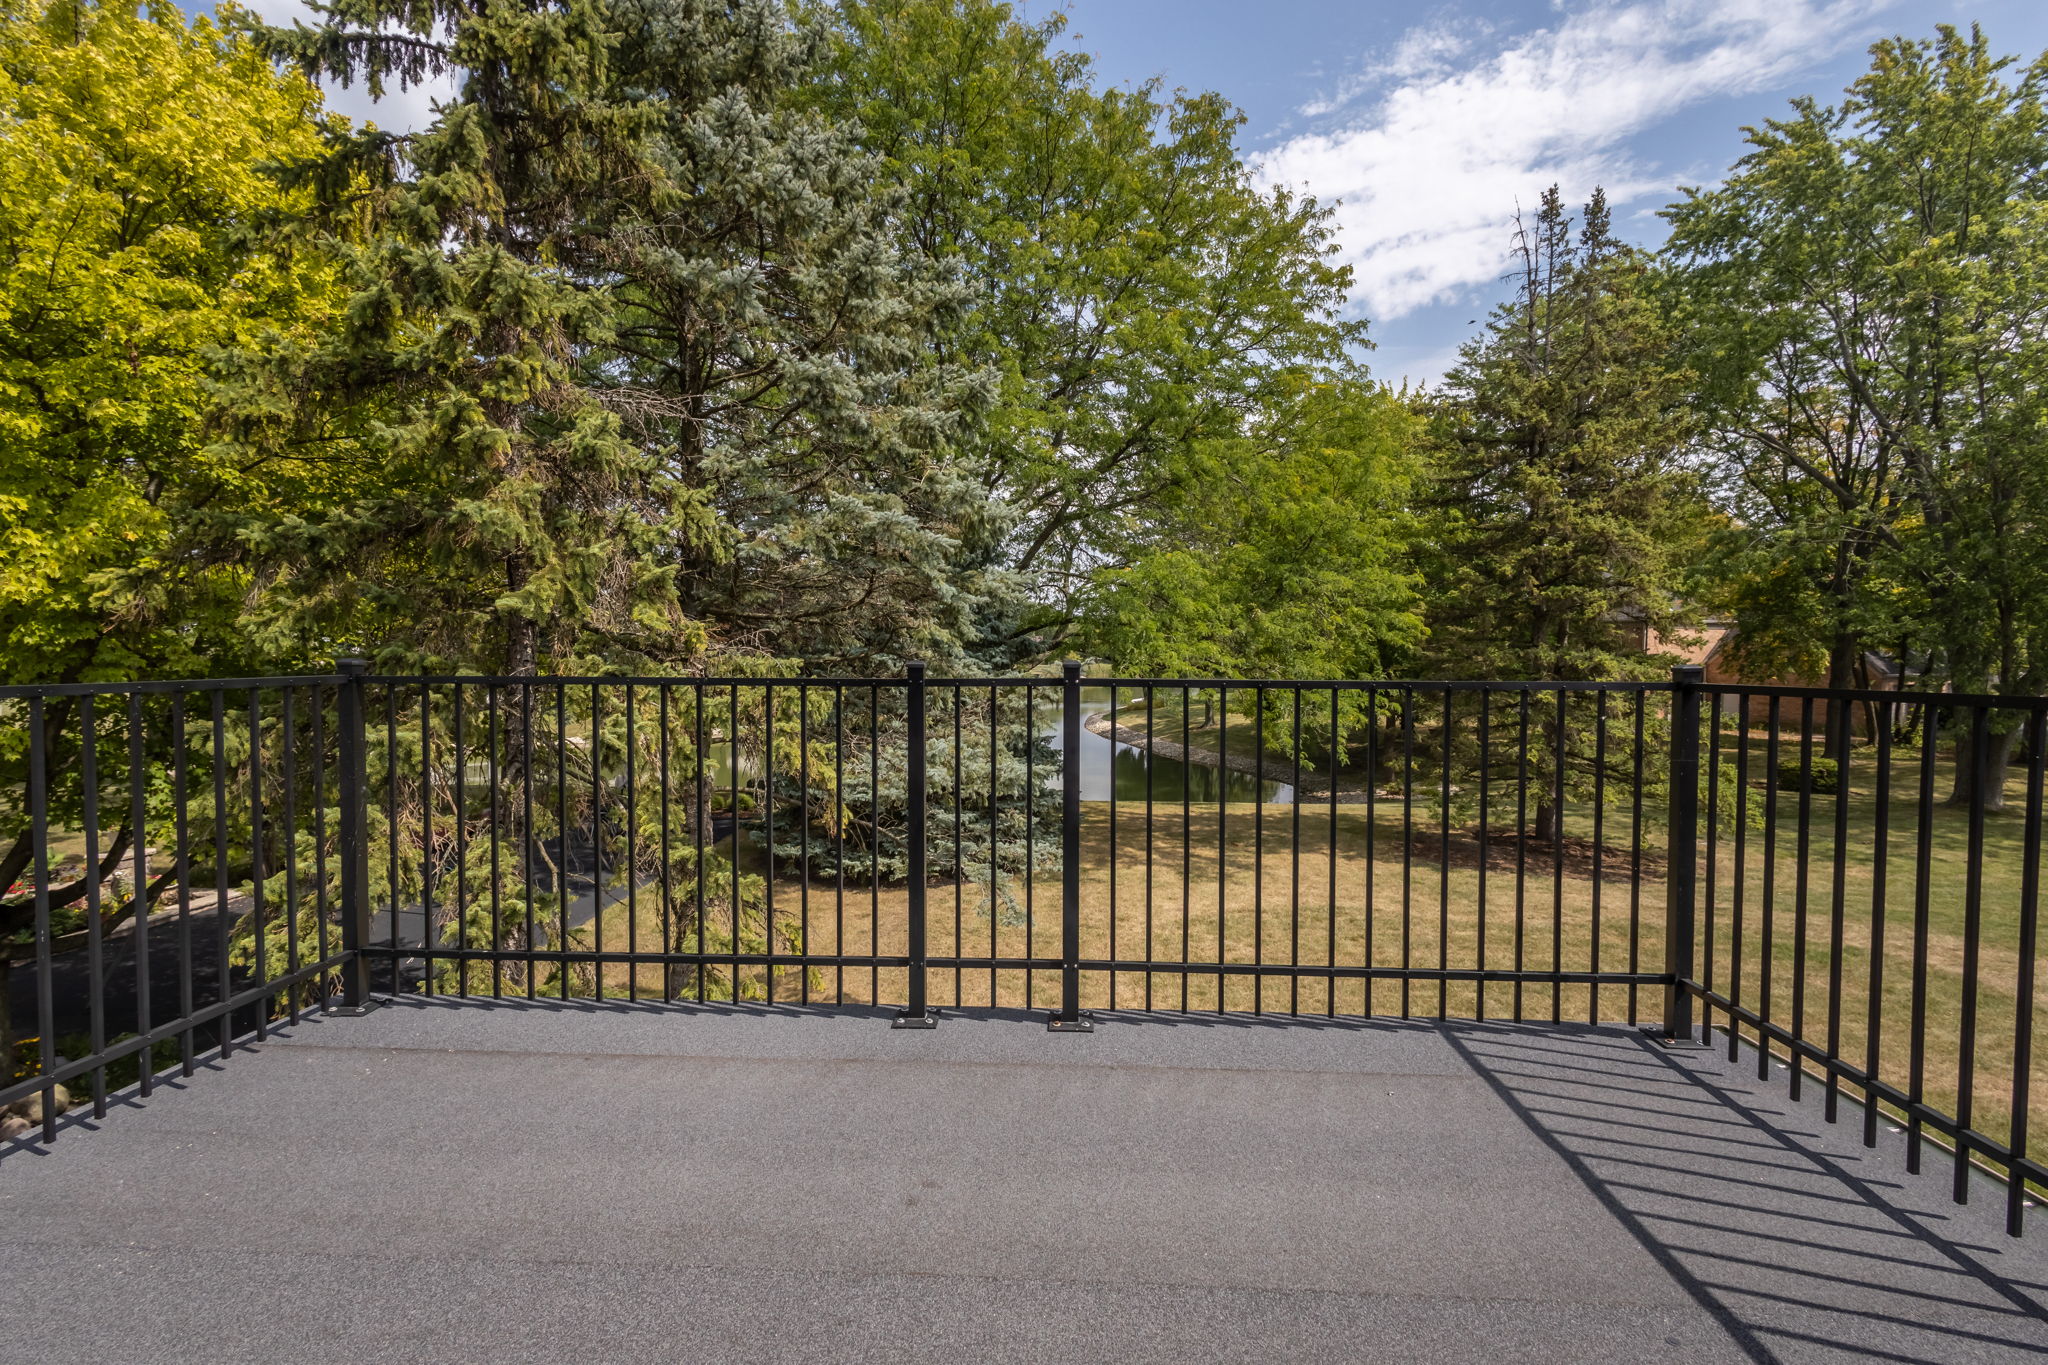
[893, 660, 937, 1029]
[1655, 664, 1706, 1045]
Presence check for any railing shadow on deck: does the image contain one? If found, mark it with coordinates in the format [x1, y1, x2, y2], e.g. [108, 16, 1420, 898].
[1443, 1022, 2048, 1363]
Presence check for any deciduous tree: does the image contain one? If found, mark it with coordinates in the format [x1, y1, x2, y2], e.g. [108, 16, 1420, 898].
[1665, 26, 2048, 803]
[0, 0, 337, 1062]
[810, 0, 1363, 654]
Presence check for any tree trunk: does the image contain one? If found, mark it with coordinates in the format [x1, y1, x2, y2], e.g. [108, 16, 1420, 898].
[1854, 653, 1877, 746]
[504, 554, 537, 677]
[665, 752, 711, 1001]
[1948, 721, 2022, 811]
[1532, 700, 1564, 845]
[0, 831, 31, 918]
[1824, 631, 1858, 754]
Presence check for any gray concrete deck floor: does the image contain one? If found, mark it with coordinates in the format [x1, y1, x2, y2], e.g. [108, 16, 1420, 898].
[7, 999, 2048, 1363]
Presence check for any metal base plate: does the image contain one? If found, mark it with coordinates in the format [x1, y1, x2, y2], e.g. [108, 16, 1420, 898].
[1640, 1025, 1711, 1049]
[1045, 1013, 1095, 1033]
[328, 999, 383, 1018]
[891, 1010, 939, 1030]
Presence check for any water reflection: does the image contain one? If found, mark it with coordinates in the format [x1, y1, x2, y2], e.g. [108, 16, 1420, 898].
[710, 692, 1294, 806]
[1045, 701, 1293, 805]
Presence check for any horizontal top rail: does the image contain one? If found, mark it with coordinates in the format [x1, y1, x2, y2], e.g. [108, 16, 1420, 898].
[5, 671, 2038, 711]
[0, 673, 349, 700]
[1698, 680, 2048, 709]
[354, 673, 1688, 692]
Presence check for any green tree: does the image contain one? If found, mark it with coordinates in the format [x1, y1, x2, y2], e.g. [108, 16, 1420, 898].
[236, 0, 1005, 676]
[0, 0, 335, 694]
[1078, 375, 1426, 757]
[1428, 188, 1697, 683]
[1665, 26, 2048, 803]
[1426, 188, 1699, 836]
[0, 0, 341, 1060]
[217, 0, 1032, 998]
[809, 0, 1363, 654]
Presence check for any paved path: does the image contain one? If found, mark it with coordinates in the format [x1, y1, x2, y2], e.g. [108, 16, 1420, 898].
[6, 1001, 2048, 1362]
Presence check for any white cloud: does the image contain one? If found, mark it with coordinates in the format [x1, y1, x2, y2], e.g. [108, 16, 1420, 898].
[1298, 23, 1485, 118]
[237, 0, 457, 134]
[1256, 0, 1893, 321]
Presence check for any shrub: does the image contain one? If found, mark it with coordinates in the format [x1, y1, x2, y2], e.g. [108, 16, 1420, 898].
[1778, 756, 1839, 794]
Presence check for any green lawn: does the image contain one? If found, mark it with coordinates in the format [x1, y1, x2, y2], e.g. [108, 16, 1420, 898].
[580, 723, 2043, 1184]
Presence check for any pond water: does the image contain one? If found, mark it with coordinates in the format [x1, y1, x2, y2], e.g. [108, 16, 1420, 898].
[704, 689, 1294, 805]
[1043, 690, 1294, 805]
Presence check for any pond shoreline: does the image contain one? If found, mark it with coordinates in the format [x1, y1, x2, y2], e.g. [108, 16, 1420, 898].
[1084, 713, 1374, 802]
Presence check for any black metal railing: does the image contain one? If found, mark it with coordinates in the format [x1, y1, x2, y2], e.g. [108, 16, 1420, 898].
[1688, 677, 2047, 1236]
[3, 673, 355, 1142]
[4, 663, 2043, 1233]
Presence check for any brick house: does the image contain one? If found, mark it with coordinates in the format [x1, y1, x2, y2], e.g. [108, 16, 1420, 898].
[1639, 619, 1905, 736]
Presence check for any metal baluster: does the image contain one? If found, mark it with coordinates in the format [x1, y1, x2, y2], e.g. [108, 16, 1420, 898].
[1476, 689, 1490, 1022]
[81, 697, 106, 1113]
[2008, 708, 2043, 1235]
[1254, 685, 1265, 1017]
[1792, 698, 1815, 1098]
[248, 689, 267, 1034]
[1439, 689, 1452, 1020]
[1825, 689, 1852, 1119]
[281, 689, 300, 1025]
[1761, 697, 1782, 1082]
[1328, 688, 1341, 1018]
[129, 695, 154, 1082]
[1956, 705, 1991, 1203]
[334, 661, 372, 1014]
[1862, 700, 1891, 1146]
[1728, 698, 1749, 1059]
[210, 690, 231, 1057]
[27, 697, 56, 1140]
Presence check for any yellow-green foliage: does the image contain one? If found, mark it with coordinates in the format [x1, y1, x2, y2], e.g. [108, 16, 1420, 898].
[0, 0, 336, 685]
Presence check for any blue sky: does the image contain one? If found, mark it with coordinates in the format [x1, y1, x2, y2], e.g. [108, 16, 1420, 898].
[251, 0, 2048, 387]
[1044, 0, 2048, 386]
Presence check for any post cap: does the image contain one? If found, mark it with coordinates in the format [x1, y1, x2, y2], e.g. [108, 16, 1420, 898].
[335, 657, 368, 677]
[1672, 664, 1704, 684]
[905, 660, 926, 680]
[1061, 659, 1083, 680]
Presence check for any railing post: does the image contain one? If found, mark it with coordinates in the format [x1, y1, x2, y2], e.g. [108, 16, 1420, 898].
[1048, 659, 1092, 1031]
[893, 661, 936, 1028]
[1660, 664, 1704, 1043]
[332, 658, 377, 1014]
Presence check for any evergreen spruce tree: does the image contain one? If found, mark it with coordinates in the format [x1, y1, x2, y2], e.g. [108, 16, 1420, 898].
[215, 0, 1015, 998]
[1426, 188, 1699, 838]
[231, 0, 1005, 675]
[1428, 188, 1696, 684]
